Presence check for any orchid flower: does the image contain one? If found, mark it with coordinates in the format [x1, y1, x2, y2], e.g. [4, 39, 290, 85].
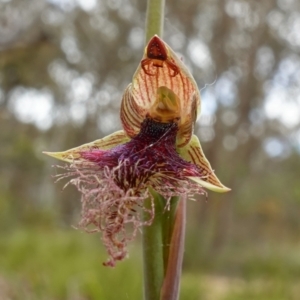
[44, 35, 230, 267]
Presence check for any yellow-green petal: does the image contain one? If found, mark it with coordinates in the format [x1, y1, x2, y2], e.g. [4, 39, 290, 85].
[177, 135, 230, 193]
[43, 130, 130, 163]
[188, 177, 230, 193]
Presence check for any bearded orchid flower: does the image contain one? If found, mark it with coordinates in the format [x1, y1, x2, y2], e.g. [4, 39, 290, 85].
[44, 35, 229, 267]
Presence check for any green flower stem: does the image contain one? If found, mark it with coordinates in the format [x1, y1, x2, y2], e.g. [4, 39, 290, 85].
[160, 198, 186, 300]
[143, 1, 185, 299]
[161, 197, 180, 269]
[143, 191, 183, 300]
[145, 0, 165, 42]
[142, 191, 165, 300]
[143, 192, 183, 300]
[143, 1, 166, 299]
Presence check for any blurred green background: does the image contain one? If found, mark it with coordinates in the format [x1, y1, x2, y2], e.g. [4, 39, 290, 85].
[1, 0, 300, 299]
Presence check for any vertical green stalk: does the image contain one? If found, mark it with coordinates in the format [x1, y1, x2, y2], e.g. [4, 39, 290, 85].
[142, 1, 166, 299]
[143, 192, 184, 300]
[160, 198, 186, 300]
[143, 1, 185, 300]
[145, 0, 165, 42]
[142, 191, 165, 300]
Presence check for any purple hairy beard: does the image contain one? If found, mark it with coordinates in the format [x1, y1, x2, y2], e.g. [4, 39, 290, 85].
[56, 117, 206, 266]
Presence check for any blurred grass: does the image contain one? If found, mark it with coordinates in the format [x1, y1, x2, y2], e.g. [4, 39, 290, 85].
[0, 227, 300, 300]
[0, 228, 143, 300]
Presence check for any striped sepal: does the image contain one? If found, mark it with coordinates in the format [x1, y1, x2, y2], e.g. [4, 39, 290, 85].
[178, 135, 230, 193]
[43, 130, 130, 163]
[120, 84, 145, 138]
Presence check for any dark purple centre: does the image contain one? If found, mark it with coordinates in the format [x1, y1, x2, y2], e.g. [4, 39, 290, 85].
[81, 118, 203, 190]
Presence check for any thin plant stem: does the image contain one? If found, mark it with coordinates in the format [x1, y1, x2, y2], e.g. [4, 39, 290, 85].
[161, 197, 180, 270]
[143, 1, 185, 299]
[142, 0, 166, 299]
[145, 0, 165, 42]
[160, 198, 186, 300]
[142, 192, 165, 300]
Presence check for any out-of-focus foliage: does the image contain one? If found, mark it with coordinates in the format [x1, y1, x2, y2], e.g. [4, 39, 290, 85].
[1, 0, 300, 299]
[1, 229, 300, 299]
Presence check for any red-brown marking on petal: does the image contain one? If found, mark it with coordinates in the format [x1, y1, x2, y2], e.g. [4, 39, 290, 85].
[187, 149, 197, 165]
[136, 76, 146, 105]
[141, 69, 151, 105]
[142, 37, 180, 77]
[178, 71, 187, 100]
[146, 36, 168, 61]
[127, 97, 142, 127]
[121, 88, 143, 135]
[166, 59, 180, 77]
[169, 66, 174, 91]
